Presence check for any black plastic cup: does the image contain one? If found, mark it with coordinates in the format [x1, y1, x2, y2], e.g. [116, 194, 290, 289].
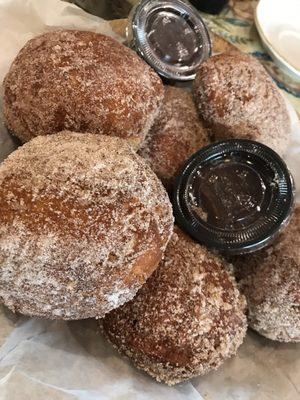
[172, 139, 295, 255]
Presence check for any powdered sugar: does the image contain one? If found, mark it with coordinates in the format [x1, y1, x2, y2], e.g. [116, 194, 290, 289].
[106, 287, 133, 310]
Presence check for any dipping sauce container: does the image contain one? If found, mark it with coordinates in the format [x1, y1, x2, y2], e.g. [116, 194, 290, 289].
[173, 139, 295, 254]
[126, 0, 212, 80]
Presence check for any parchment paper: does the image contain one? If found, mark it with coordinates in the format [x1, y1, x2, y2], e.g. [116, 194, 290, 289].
[0, 1, 299, 399]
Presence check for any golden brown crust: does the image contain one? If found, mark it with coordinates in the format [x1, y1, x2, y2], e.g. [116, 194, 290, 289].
[0, 131, 174, 320]
[3, 30, 164, 148]
[138, 86, 210, 189]
[232, 206, 300, 342]
[193, 53, 291, 155]
[102, 228, 247, 385]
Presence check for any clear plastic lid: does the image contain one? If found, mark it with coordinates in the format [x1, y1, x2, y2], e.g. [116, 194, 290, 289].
[127, 0, 211, 81]
[172, 140, 295, 254]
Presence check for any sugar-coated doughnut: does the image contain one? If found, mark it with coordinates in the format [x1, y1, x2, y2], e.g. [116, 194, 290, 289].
[3, 30, 164, 148]
[139, 86, 210, 189]
[0, 131, 174, 320]
[102, 228, 247, 385]
[193, 53, 290, 155]
[232, 206, 300, 342]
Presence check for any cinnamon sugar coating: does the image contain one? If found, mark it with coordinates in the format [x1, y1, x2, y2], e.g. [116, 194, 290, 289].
[232, 206, 300, 342]
[102, 228, 247, 385]
[193, 53, 291, 155]
[0, 131, 174, 320]
[3, 30, 164, 148]
[139, 86, 210, 189]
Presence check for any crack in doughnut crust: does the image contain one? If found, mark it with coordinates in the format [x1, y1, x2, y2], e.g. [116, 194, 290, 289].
[0, 131, 174, 320]
[193, 53, 291, 156]
[3, 30, 164, 148]
[232, 206, 300, 342]
[102, 228, 247, 385]
[139, 86, 210, 189]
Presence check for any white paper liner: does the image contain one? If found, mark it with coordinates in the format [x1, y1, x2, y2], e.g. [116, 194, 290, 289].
[0, 1, 299, 399]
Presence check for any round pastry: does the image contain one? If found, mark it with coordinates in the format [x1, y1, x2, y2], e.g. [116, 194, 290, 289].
[3, 30, 164, 148]
[232, 205, 300, 342]
[0, 131, 174, 320]
[193, 53, 291, 155]
[138, 86, 210, 189]
[102, 228, 247, 385]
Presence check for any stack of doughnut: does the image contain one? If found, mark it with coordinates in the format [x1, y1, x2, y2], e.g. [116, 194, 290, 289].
[0, 28, 296, 385]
